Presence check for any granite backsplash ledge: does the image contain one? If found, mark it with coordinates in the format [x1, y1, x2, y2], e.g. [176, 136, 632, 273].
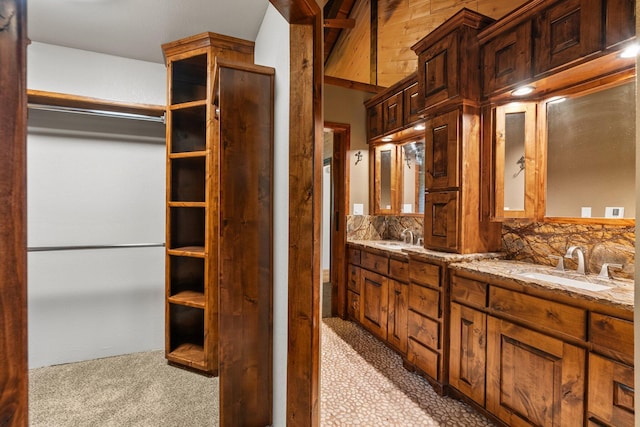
[502, 222, 635, 280]
[346, 215, 423, 242]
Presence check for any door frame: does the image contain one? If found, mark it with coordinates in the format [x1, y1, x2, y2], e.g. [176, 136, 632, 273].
[324, 122, 350, 318]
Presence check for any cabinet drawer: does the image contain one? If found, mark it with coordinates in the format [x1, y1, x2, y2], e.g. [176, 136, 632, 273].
[489, 287, 586, 340]
[367, 102, 383, 140]
[451, 275, 487, 308]
[408, 310, 440, 350]
[348, 247, 361, 266]
[403, 80, 422, 124]
[361, 250, 389, 275]
[589, 313, 634, 360]
[389, 258, 409, 283]
[408, 283, 440, 319]
[408, 338, 439, 381]
[409, 259, 440, 288]
[347, 290, 360, 322]
[347, 264, 361, 293]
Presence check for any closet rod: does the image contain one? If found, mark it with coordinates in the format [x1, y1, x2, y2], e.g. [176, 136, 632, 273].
[28, 103, 166, 124]
[28, 243, 165, 252]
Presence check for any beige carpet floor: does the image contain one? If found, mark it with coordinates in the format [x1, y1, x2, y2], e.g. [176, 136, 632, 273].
[30, 319, 493, 426]
[29, 350, 218, 426]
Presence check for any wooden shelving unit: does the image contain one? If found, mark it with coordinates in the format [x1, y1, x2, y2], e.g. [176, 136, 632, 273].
[162, 33, 254, 375]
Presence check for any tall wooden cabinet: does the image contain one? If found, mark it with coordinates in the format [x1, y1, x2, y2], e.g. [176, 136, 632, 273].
[163, 32, 255, 375]
[412, 10, 502, 254]
[163, 33, 275, 426]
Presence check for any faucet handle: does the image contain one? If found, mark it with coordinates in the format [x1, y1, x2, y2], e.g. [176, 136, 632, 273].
[417, 237, 424, 247]
[598, 263, 623, 279]
[549, 255, 565, 271]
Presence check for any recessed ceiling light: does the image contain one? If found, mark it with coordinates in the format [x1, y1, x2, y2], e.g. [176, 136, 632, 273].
[413, 124, 425, 131]
[381, 136, 393, 142]
[512, 85, 535, 96]
[620, 43, 640, 58]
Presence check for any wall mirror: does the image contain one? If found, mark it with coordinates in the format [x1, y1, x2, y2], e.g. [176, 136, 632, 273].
[371, 138, 425, 215]
[494, 103, 536, 219]
[544, 80, 635, 220]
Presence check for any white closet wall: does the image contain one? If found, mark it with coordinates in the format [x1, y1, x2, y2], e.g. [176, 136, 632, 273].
[27, 43, 166, 368]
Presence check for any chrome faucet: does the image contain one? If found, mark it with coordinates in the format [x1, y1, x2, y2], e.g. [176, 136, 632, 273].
[565, 246, 586, 274]
[401, 228, 414, 245]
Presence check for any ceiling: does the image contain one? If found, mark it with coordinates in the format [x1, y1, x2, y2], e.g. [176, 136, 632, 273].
[27, 0, 270, 64]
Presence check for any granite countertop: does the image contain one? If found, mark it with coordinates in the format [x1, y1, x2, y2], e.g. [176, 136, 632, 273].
[450, 259, 634, 312]
[347, 239, 505, 263]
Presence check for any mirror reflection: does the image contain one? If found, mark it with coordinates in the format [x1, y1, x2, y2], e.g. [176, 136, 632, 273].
[546, 81, 636, 219]
[380, 149, 392, 210]
[401, 140, 425, 214]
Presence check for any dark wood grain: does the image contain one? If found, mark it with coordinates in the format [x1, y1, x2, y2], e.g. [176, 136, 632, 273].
[0, 0, 28, 425]
[217, 61, 275, 427]
[285, 12, 323, 427]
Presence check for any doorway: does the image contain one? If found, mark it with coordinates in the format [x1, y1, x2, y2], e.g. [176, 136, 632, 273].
[322, 122, 349, 319]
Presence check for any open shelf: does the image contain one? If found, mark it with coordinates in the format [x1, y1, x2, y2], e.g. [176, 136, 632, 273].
[169, 151, 207, 159]
[167, 246, 205, 257]
[168, 304, 205, 362]
[167, 343, 206, 368]
[169, 207, 205, 249]
[170, 157, 206, 202]
[168, 291, 205, 308]
[170, 106, 207, 153]
[171, 54, 208, 105]
[169, 255, 205, 295]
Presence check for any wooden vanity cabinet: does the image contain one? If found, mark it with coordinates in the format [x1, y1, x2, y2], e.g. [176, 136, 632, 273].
[347, 245, 409, 355]
[406, 257, 447, 389]
[367, 101, 384, 140]
[449, 268, 635, 427]
[382, 90, 404, 135]
[448, 275, 487, 406]
[587, 313, 635, 426]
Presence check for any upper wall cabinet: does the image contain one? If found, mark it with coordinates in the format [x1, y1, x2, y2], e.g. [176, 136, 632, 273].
[479, 0, 637, 98]
[533, 0, 601, 75]
[412, 10, 494, 113]
[365, 73, 421, 142]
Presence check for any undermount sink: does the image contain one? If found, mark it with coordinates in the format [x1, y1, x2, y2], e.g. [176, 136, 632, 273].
[373, 241, 407, 250]
[516, 271, 612, 292]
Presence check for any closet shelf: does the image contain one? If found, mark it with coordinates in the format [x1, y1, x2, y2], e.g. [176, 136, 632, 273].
[167, 247, 206, 257]
[27, 89, 165, 118]
[170, 100, 207, 110]
[169, 291, 205, 308]
[167, 343, 206, 368]
[168, 202, 206, 208]
[169, 151, 207, 159]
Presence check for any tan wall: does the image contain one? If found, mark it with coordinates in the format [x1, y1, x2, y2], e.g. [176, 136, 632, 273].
[326, 0, 529, 87]
[324, 83, 372, 214]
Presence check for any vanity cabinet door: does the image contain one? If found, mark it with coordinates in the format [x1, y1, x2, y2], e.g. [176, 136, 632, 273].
[387, 279, 408, 354]
[347, 291, 361, 322]
[449, 302, 486, 406]
[587, 353, 634, 427]
[382, 91, 404, 134]
[367, 101, 383, 140]
[360, 270, 389, 340]
[425, 109, 459, 190]
[534, 0, 601, 75]
[424, 191, 459, 252]
[486, 316, 585, 426]
[481, 21, 532, 97]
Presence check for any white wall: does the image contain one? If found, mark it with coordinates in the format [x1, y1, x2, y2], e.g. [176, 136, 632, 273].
[324, 84, 371, 214]
[26, 43, 166, 368]
[254, 6, 290, 426]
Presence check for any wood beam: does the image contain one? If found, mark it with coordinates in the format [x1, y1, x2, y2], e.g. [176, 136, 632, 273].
[0, 0, 28, 425]
[324, 18, 355, 28]
[370, 0, 378, 85]
[324, 75, 385, 93]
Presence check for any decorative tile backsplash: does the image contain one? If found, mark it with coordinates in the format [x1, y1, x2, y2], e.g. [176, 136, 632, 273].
[502, 222, 635, 280]
[346, 215, 423, 243]
[346, 215, 635, 280]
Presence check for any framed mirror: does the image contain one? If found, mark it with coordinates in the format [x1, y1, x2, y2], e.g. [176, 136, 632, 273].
[493, 103, 536, 219]
[371, 139, 425, 216]
[544, 80, 635, 220]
